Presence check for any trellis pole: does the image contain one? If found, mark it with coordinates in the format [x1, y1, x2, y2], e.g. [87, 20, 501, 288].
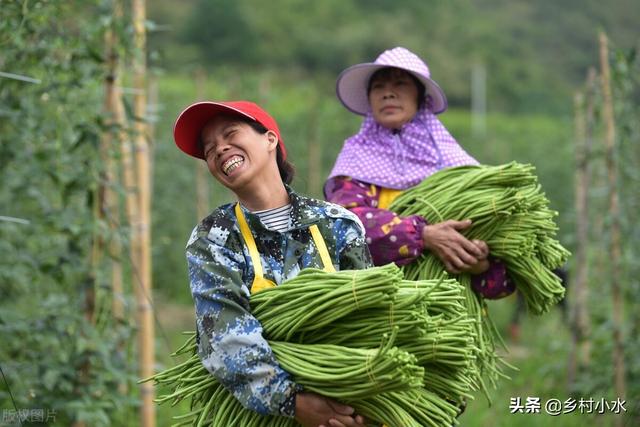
[195, 68, 210, 220]
[568, 69, 594, 387]
[132, 0, 155, 426]
[599, 32, 626, 412]
[307, 88, 321, 197]
[104, 0, 125, 324]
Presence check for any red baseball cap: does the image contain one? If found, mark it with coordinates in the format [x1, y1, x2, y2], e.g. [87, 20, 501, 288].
[173, 100, 287, 160]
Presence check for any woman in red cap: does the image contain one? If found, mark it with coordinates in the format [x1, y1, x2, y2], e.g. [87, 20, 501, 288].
[325, 47, 514, 299]
[174, 100, 370, 427]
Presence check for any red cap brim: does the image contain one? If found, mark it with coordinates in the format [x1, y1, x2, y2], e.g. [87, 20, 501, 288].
[173, 102, 257, 159]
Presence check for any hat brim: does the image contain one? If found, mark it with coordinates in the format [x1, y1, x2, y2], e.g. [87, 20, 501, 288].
[336, 63, 448, 115]
[173, 102, 256, 159]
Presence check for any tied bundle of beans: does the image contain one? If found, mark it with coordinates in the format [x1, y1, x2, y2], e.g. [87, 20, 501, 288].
[356, 388, 463, 427]
[254, 268, 478, 400]
[389, 162, 570, 393]
[149, 331, 423, 427]
[296, 277, 478, 402]
[390, 162, 569, 312]
[146, 264, 477, 426]
[149, 336, 290, 427]
[250, 265, 402, 341]
[270, 330, 424, 399]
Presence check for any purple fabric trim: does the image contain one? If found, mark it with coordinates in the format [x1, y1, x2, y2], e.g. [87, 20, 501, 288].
[325, 107, 478, 192]
[471, 258, 515, 299]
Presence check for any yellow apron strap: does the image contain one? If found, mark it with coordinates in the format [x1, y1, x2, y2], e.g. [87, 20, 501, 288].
[235, 204, 277, 294]
[235, 203, 264, 278]
[309, 224, 336, 273]
[378, 187, 403, 210]
[236, 203, 336, 292]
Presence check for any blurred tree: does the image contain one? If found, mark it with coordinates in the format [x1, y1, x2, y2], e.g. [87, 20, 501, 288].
[182, 0, 259, 65]
[163, 0, 639, 113]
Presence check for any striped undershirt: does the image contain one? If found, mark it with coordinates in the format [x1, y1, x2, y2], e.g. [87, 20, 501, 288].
[252, 204, 292, 232]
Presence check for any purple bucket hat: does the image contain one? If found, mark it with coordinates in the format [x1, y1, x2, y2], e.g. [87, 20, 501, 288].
[336, 47, 448, 115]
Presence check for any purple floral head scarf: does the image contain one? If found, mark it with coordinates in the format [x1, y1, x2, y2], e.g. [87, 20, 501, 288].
[326, 106, 479, 192]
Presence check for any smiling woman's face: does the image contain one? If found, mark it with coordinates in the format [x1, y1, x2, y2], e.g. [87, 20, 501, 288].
[368, 68, 420, 130]
[200, 115, 277, 192]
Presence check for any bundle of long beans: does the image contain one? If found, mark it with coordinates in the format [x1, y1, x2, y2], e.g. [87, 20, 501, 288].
[389, 162, 570, 392]
[146, 263, 478, 427]
[250, 266, 401, 341]
[272, 270, 479, 404]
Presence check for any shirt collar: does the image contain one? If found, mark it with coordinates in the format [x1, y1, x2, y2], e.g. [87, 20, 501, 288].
[238, 185, 324, 232]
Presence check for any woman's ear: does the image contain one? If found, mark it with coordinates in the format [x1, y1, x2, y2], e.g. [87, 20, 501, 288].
[266, 130, 279, 152]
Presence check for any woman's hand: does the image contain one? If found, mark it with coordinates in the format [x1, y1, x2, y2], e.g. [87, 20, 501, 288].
[294, 392, 366, 427]
[471, 239, 489, 259]
[466, 258, 490, 275]
[466, 239, 490, 275]
[421, 220, 489, 274]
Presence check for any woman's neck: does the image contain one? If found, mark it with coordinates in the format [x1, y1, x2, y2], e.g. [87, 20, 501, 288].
[235, 174, 290, 212]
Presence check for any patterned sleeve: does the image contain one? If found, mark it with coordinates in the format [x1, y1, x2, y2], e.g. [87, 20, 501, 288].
[325, 176, 427, 266]
[186, 236, 299, 417]
[329, 209, 374, 271]
[470, 257, 516, 299]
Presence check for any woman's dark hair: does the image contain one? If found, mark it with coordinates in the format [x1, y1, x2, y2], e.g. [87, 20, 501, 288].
[198, 117, 295, 185]
[367, 67, 427, 110]
[244, 120, 296, 185]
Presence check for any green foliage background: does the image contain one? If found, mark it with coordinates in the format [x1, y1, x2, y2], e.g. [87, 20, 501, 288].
[1, 1, 137, 425]
[150, 0, 640, 114]
[1, 0, 639, 425]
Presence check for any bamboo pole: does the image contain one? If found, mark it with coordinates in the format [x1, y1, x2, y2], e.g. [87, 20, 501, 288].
[471, 62, 487, 141]
[147, 73, 159, 182]
[589, 68, 608, 286]
[103, 0, 140, 404]
[105, 0, 125, 324]
[111, 77, 133, 400]
[132, 1, 155, 426]
[599, 32, 626, 408]
[76, 185, 99, 427]
[120, 90, 139, 269]
[74, 5, 128, 426]
[104, 0, 128, 400]
[195, 68, 210, 220]
[568, 84, 592, 387]
[88, 193, 99, 326]
[307, 89, 321, 197]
